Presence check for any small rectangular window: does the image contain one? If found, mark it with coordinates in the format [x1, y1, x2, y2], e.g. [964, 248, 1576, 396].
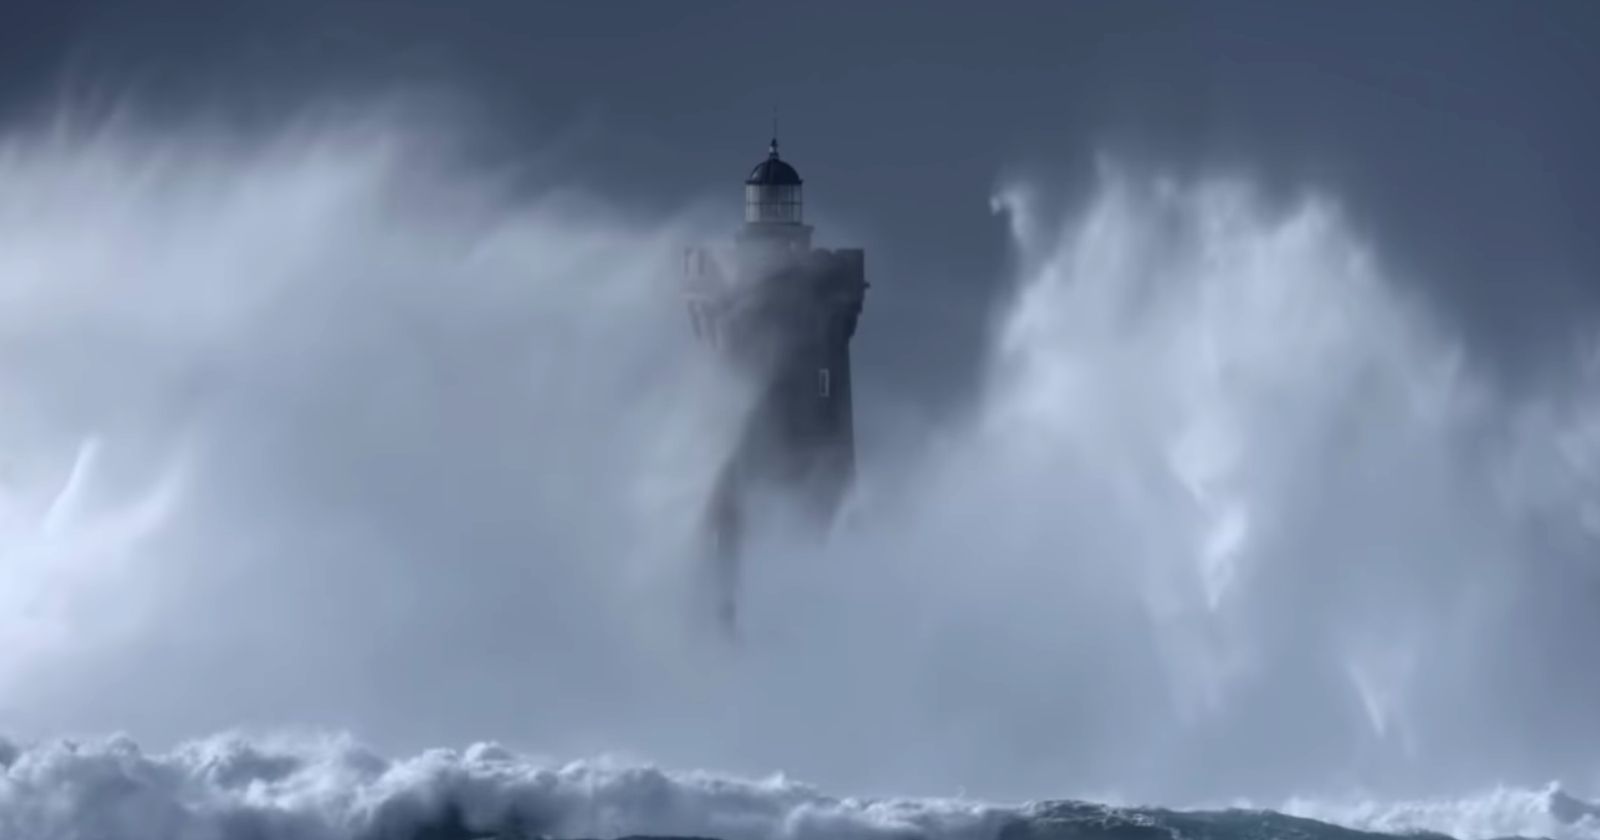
[818, 368, 831, 398]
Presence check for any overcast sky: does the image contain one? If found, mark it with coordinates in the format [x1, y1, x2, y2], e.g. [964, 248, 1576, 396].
[6, 1, 1598, 419]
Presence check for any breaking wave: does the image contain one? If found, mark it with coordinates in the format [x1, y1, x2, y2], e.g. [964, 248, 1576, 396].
[2, 733, 1599, 840]
[2, 100, 1600, 834]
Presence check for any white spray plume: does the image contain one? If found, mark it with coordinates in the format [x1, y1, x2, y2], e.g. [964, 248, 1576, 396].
[0, 105, 1598, 818]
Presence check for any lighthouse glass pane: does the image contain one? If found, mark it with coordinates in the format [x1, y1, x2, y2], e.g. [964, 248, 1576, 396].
[745, 185, 803, 223]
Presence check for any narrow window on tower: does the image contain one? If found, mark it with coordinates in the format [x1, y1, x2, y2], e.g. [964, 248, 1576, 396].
[818, 368, 831, 398]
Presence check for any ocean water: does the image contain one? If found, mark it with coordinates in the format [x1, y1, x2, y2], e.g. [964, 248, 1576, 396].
[2, 103, 1599, 838]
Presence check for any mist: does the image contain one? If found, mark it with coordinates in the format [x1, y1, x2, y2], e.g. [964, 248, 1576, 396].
[0, 106, 744, 758]
[2, 101, 1599, 823]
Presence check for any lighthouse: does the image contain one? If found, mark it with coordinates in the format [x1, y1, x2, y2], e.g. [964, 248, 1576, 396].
[683, 137, 868, 632]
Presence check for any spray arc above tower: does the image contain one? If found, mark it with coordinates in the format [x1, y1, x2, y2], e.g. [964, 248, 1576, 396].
[683, 136, 868, 633]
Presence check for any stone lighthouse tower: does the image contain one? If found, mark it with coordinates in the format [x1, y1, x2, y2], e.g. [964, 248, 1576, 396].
[683, 137, 868, 632]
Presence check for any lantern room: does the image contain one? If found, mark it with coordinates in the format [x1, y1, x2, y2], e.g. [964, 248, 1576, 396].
[745, 138, 803, 225]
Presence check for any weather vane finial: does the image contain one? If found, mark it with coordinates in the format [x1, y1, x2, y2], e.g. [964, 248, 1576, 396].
[770, 107, 779, 157]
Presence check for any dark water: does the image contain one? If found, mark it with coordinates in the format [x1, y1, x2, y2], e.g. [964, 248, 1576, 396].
[1005, 802, 1502, 840]
[388, 794, 1600, 840]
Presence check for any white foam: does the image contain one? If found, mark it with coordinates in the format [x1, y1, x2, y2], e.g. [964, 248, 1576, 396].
[0, 733, 1008, 840]
[1280, 784, 1600, 840]
[7, 731, 1597, 840]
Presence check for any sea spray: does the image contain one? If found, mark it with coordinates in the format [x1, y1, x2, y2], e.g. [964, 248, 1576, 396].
[0, 106, 1596, 808]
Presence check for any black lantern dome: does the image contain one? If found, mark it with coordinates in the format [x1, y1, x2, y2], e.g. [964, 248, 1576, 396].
[744, 139, 803, 224]
[747, 139, 803, 186]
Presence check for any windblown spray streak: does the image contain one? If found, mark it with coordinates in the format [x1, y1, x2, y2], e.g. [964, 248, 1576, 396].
[0, 108, 1598, 837]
